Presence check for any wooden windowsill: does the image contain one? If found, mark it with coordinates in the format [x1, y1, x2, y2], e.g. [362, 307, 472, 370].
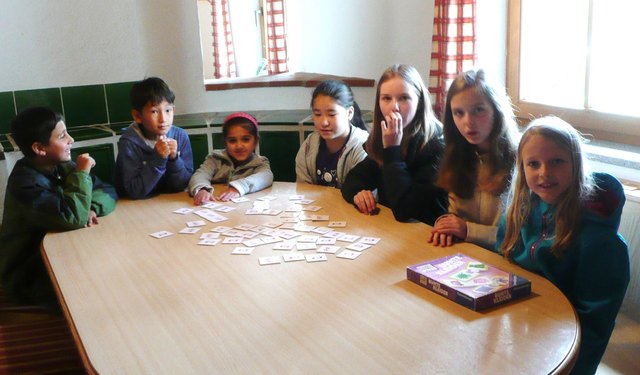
[205, 72, 375, 91]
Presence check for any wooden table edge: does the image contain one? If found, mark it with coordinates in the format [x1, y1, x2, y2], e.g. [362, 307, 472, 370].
[38, 183, 583, 374]
[41, 241, 99, 375]
[549, 306, 581, 375]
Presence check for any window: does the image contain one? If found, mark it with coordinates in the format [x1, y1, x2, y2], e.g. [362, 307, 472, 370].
[197, 0, 289, 81]
[198, 0, 268, 80]
[507, 0, 640, 144]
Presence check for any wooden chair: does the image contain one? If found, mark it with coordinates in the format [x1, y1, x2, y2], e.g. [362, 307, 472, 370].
[0, 289, 85, 374]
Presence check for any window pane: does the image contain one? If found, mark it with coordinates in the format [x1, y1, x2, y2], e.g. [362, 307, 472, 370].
[229, 0, 263, 77]
[198, 0, 268, 80]
[589, 0, 640, 116]
[519, 0, 589, 108]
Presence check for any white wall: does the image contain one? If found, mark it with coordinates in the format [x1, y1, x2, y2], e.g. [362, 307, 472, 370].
[0, 0, 435, 114]
[0, 0, 145, 89]
[288, 1, 434, 80]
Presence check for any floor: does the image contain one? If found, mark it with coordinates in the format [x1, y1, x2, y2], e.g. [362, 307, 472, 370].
[596, 312, 640, 374]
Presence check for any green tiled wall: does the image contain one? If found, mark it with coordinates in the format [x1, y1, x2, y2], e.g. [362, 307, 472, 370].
[211, 132, 224, 150]
[0, 91, 15, 134]
[0, 81, 137, 133]
[189, 134, 209, 169]
[105, 82, 136, 123]
[61, 85, 108, 127]
[259, 131, 300, 182]
[14, 88, 63, 115]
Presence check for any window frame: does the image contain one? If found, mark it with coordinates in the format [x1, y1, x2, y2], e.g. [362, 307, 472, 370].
[506, 0, 640, 146]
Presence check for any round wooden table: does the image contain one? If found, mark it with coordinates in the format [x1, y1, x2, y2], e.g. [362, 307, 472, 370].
[43, 182, 579, 374]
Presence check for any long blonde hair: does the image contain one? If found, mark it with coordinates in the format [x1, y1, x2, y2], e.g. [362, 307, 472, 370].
[365, 64, 442, 165]
[500, 117, 594, 257]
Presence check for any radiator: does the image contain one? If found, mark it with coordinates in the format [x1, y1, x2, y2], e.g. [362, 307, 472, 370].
[620, 193, 640, 320]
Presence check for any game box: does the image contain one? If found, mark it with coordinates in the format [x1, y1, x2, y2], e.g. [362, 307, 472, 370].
[407, 253, 531, 311]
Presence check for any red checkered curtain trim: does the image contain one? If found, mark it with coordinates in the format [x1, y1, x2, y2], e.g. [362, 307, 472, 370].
[212, 0, 236, 78]
[265, 0, 289, 74]
[428, 0, 477, 118]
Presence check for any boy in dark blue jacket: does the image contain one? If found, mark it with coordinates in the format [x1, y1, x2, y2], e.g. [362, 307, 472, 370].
[115, 77, 194, 199]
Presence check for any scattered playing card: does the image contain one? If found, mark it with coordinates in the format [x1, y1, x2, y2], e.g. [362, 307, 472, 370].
[317, 245, 340, 254]
[298, 199, 315, 205]
[262, 222, 282, 228]
[241, 231, 259, 238]
[311, 227, 331, 235]
[259, 256, 282, 265]
[262, 209, 283, 216]
[223, 237, 243, 244]
[260, 236, 282, 244]
[194, 210, 228, 223]
[310, 215, 329, 221]
[221, 229, 244, 237]
[173, 207, 193, 215]
[359, 237, 381, 245]
[296, 242, 317, 251]
[201, 202, 222, 209]
[337, 234, 360, 243]
[292, 224, 315, 232]
[305, 253, 328, 262]
[260, 228, 277, 235]
[199, 232, 220, 239]
[198, 238, 220, 246]
[328, 221, 347, 228]
[284, 206, 303, 212]
[179, 227, 201, 234]
[186, 220, 207, 227]
[289, 194, 304, 200]
[346, 242, 371, 251]
[282, 253, 305, 262]
[231, 247, 254, 255]
[272, 242, 296, 250]
[280, 212, 299, 218]
[302, 205, 322, 212]
[253, 200, 270, 210]
[257, 195, 278, 201]
[297, 235, 319, 243]
[150, 231, 174, 239]
[215, 206, 236, 212]
[243, 238, 265, 247]
[211, 225, 232, 233]
[245, 208, 263, 215]
[316, 237, 337, 245]
[231, 196, 250, 203]
[235, 223, 257, 231]
[323, 231, 345, 238]
[337, 250, 362, 260]
[277, 230, 300, 240]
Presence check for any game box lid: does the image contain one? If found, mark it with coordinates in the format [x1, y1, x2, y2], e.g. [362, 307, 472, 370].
[407, 253, 531, 311]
